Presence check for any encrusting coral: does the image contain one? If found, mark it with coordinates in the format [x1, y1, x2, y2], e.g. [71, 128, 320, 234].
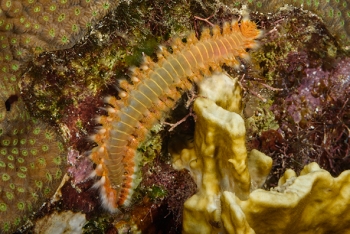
[0, 97, 66, 233]
[0, 0, 121, 100]
[0, 33, 67, 231]
[0, 0, 119, 54]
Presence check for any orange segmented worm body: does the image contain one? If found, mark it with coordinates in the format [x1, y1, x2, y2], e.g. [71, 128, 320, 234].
[90, 18, 262, 212]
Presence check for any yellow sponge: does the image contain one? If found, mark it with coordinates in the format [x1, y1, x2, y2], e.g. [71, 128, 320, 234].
[179, 73, 272, 233]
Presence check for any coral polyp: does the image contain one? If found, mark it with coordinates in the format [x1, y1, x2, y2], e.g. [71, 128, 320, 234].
[0, 0, 122, 121]
[0, 97, 66, 232]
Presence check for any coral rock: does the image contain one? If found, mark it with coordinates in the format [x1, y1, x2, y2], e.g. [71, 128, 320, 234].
[0, 98, 66, 232]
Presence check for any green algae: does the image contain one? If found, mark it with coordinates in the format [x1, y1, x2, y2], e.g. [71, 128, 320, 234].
[147, 185, 168, 201]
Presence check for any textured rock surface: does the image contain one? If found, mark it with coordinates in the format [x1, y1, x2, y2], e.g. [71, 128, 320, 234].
[34, 210, 86, 234]
[233, 0, 350, 46]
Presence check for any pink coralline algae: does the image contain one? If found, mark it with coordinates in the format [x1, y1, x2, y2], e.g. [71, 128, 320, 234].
[272, 57, 350, 175]
[67, 149, 94, 186]
[285, 68, 328, 124]
[278, 58, 350, 128]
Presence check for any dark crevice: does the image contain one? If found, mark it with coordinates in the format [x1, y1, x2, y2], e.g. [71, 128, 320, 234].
[5, 95, 18, 111]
